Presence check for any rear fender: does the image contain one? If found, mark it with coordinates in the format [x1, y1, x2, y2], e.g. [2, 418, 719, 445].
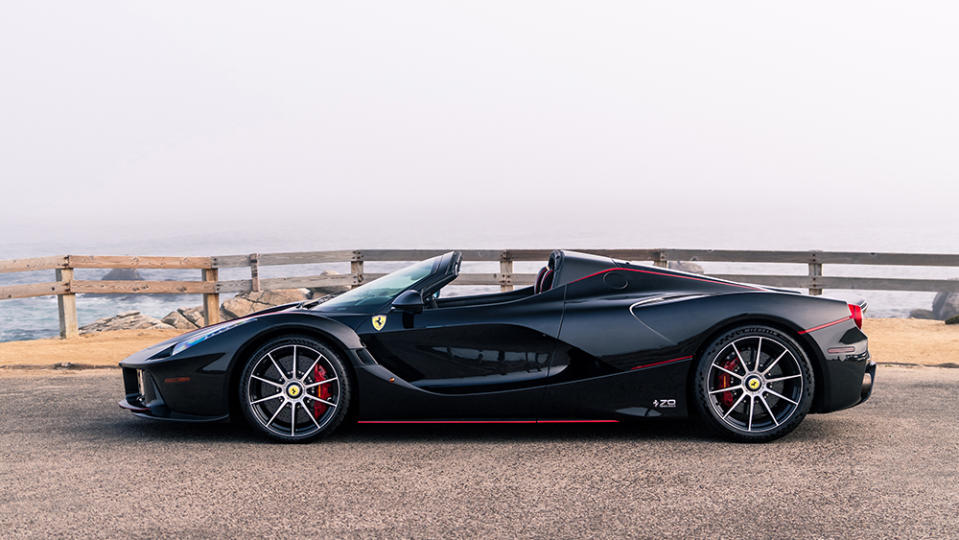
[635, 292, 852, 413]
[635, 291, 850, 346]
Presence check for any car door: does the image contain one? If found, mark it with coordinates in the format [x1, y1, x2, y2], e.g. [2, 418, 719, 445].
[358, 286, 567, 419]
[540, 268, 684, 419]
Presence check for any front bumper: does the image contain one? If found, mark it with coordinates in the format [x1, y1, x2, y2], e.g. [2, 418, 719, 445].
[119, 366, 228, 422]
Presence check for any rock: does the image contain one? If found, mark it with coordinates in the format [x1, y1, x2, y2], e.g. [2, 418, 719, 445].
[161, 289, 317, 328]
[79, 311, 174, 334]
[161, 309, 193, 329]
[181, 306, 207, 327]
[932, 290, 959, 320]
[220, 289, 310, 320]
[308, 270, 351, 296]
[946, 314, 959, 325]
[909, 309, 937, 320]
[101, 268, 144, 281]
[668, 261, 705, 274]
[161, 306, 207, 330]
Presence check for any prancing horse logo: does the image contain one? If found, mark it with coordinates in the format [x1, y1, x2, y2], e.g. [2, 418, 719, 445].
[372, 315, 387, 331]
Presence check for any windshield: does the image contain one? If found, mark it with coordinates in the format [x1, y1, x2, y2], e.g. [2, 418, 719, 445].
[315, 257, 439, 311]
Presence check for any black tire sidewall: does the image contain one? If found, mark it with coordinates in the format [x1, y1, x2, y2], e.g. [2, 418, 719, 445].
[238, 335, 352, 443]
[693, 325, 814, 443]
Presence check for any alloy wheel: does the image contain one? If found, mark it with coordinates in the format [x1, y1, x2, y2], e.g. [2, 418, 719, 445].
[706, 335, 805, 434]
[244, 343, 342, 439]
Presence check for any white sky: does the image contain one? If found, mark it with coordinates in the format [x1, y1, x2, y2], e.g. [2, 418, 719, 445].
[1, 1, 957, 254]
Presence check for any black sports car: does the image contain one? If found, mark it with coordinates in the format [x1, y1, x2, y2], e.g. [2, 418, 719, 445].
[119, 250, 875, 442]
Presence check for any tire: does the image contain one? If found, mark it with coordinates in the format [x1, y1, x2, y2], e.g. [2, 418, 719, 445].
[238, 335, 352, 442]
[693, 325, 814, 443]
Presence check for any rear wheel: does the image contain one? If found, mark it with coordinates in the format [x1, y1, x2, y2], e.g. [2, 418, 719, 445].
[238, 336, 351, 442]
[693, 326, 813, 442]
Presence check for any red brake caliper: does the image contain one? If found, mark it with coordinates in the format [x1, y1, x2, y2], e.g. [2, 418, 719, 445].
[717, 357, 739, 408]
[311, 363, 331, 419]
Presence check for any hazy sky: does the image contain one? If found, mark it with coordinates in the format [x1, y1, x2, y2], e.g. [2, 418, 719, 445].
[1, 1, 957, 254]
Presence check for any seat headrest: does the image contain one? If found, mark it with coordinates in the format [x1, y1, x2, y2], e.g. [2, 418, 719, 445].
[535, 266, 554, 294]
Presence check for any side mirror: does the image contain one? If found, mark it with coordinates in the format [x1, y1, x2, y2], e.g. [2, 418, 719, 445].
[391, 290, 424, 314]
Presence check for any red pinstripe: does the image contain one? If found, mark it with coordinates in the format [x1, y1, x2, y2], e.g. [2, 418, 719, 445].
[567, 267, 762, 291]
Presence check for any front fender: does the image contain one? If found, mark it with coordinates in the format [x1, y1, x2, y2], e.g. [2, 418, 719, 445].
[208, 310, 364, 373]
[118, 310, 365, 420]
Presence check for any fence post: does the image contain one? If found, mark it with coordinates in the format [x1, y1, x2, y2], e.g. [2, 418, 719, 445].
[249, 253, 261, 292]
[351, 250, 364, 289]
[808, 263, 823, 296]
[202, 268, 220, 326]
[808, 252, 823, 296]
[652, 250, 668, 268]
[56, 266, 78, 338]
[499, 250, 513, 292]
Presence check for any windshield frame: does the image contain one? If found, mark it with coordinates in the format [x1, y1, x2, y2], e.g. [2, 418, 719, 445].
[311, 256, 444, 313]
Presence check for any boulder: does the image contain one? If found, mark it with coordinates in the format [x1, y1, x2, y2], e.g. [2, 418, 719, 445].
[161, 309, 194, 330]
[668, 261, 705, 274]
[220, 288, 310, 320]
[80, 311, 174, 334]
[101, 268, 144, 281]
[181, 306, 207, 327]
[161, 306, 206, 330]
[909, 309, 937, 320]
[161, 289, 323, 328]
[932, 290, 959, 321]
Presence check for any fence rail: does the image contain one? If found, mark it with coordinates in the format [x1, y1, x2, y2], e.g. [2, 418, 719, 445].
[1, 249, 957, 339]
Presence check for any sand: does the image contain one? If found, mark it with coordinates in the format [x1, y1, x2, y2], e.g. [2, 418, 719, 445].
[861, 318, 959, 367]
[0, 319, 956, 377]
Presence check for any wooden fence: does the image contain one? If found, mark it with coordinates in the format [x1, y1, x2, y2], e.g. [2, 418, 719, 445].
[2, 249, 958, 339]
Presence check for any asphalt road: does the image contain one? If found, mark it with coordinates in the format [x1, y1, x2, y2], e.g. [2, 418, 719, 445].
[1, 366, 957, 539]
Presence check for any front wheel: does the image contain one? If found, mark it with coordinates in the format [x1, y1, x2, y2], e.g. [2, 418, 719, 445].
[693, 326, 814, 442]
[238, 336, 351, 442]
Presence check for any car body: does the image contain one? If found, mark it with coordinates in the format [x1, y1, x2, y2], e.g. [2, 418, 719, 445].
[119, 250, 875, 442]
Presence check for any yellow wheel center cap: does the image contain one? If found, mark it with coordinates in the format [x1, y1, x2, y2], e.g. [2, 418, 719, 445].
[287, 385, 301, 398]
[747, 378, 761, 391]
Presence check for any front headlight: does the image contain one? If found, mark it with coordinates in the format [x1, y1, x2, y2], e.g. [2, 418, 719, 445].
[171, 319, 251, 356]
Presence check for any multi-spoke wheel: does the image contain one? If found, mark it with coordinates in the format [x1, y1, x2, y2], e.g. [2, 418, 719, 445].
[693, 326, 814, 442]
[238, 336, 351, 442]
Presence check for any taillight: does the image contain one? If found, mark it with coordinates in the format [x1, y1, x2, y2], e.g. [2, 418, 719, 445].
[848, 303, 863, 329]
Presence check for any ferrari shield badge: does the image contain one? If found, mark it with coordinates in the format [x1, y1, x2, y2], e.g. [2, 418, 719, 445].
[372, 314, 387, 331]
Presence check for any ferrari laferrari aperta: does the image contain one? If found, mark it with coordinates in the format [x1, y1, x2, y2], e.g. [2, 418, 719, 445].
[120, 250, 874, 442]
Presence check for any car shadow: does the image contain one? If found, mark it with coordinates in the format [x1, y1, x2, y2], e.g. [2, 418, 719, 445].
[342, 419, 716, 444]
[98, 416, 724, 445]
